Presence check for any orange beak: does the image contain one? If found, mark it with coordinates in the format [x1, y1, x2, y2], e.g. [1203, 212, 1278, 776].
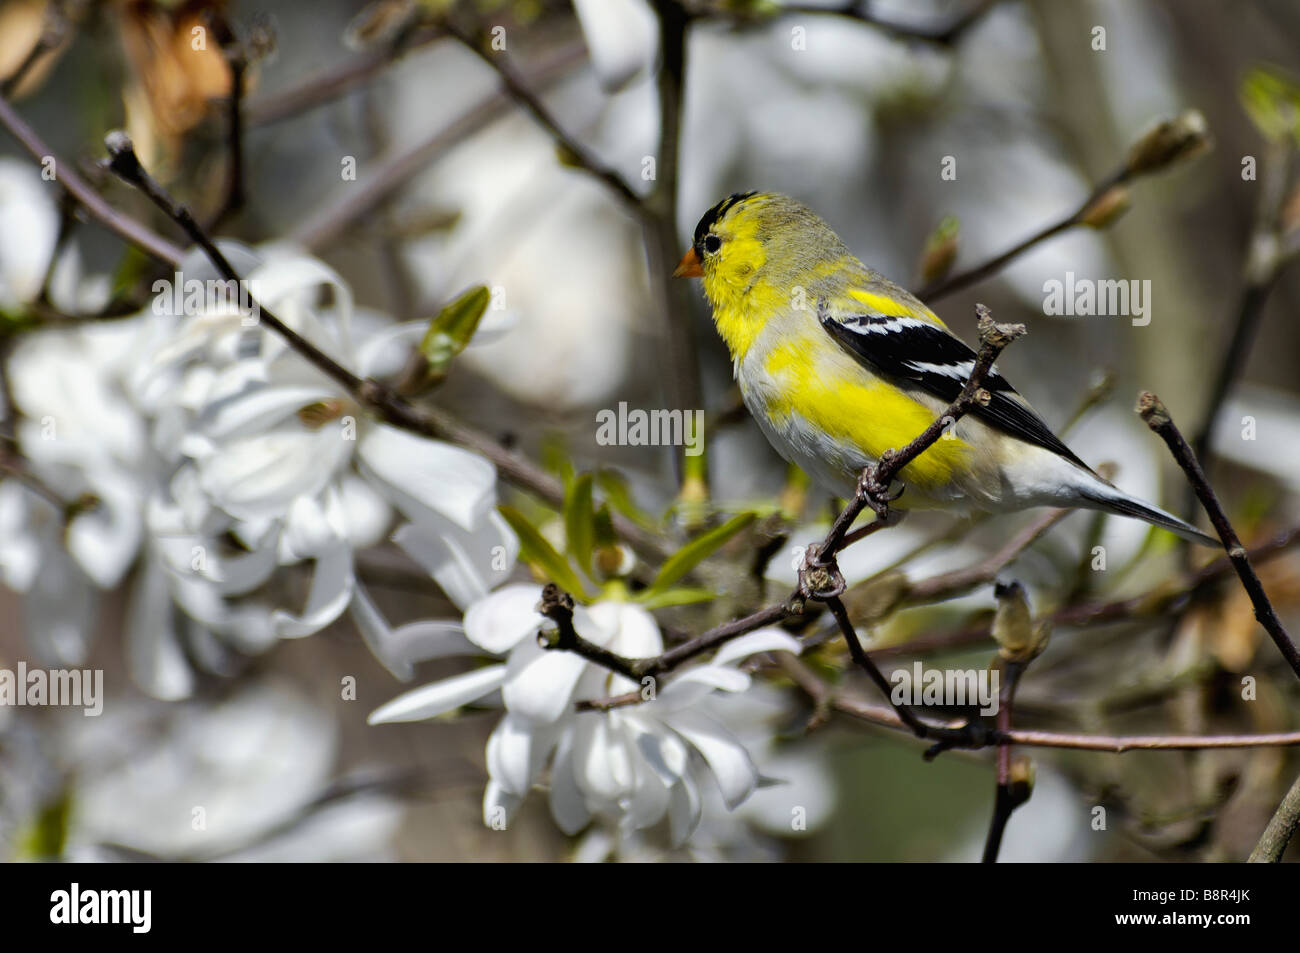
[673, 247, 703, 278]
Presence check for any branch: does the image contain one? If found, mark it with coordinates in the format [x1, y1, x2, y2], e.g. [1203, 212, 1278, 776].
[981, 581, 1044, 862]
[99, 132, 669, 564]
[814, 303, 1024, 559]
[0, 96, 182, 265]
[645, 0, 704, 494]
[292, 41, 586, 250]
[862, 524, 1300, 662]
[245, 25, 446, 127]
[1137, 391, 1300, 681]
[919, 111, 1210, 301]
[205, 11, 250, 229]
[736, 0, 1001, 46]
[561, 304, 1027, 744]
[1187, 141, 1297, 518]
[830, 694, 1300, 751]
[538, 584, 642, 682]
[1249, 768, 1300, 862]
[443, 20, 641, 209]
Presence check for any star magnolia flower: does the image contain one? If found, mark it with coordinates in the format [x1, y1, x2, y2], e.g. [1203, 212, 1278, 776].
[368, 583, 803, 843]
[0, 158, 109, 316]
[134, 244, 516, 659]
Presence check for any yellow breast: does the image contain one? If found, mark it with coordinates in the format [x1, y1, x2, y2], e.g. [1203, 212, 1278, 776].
[754, 332, 970, 491]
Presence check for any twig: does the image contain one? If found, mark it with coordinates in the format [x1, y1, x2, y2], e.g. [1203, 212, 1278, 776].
[538, 583, 642, 682]
[245, 24, 446, 127]
[1137, 391, 1300, 681]
[919, 111, 1210, 301]
[815, 303, 1024, 557]
[1187, 141, 1295, 519]
[824, 594, 968, 749]
[0, 96, 182, 265]
[0, 1, 68, 99]
[206, 12, 249, 229]
[645, 0, 703, 492]
[559, 304, 1026, 745]
[99, 131, 670, 564]
[830, 694, 1300, 751]
[738, 0, 1000, 46]
[862, 524, 1300, 661]
[443, 20, 640, 209]
[982, 655, 1030, 860]
[1249, 769, 1300, 862]
[903, 507, 1069, 604]
[293, 42, 585, 250]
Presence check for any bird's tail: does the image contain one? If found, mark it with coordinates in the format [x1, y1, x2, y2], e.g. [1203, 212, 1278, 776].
[1076, 481, 1219, 547]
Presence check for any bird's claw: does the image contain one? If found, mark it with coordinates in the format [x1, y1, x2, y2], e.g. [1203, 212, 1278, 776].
[798, 544, 846, 600]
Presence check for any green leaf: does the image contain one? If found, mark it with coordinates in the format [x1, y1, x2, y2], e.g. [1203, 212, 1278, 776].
[592, 503, 618, 550]
[595, 467, 654, 529]
[639, 586, 717, 610]
[418, 285, 490, 373]
[1241, 66, 1300, 146]
[541, 435, 575, 493]
[564, 473, 596, 578]
[15, 786, 71, 861]
[111, 246, 154, 300]
[498, 505, 587, 598]
[646, 511, 756, 596]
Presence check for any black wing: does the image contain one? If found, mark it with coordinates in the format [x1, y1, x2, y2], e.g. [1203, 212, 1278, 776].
[819, 307, 1090, 470]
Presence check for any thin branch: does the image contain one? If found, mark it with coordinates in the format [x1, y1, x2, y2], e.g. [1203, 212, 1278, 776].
[645, 0, 703, 492]
[919, 111, 1210, 301]
[904, 507, 1069, 604]
[863, 523, 1300, 661]
[293, 42, 586, 251]
[245, 25, 446, 127]
[737, 0, 1001, 46]
[562, 304, 1027, 743]
[99, 132, 670, 564]
[1249, 768, 1300, 863]
[1187, 141, 1296, 519]
[814, 303, 1024, 558]
[830, 694, 1300, 751]
[1137, 391, 1300, 681]
[981, 584, 1040, 862]
[206, 13, 249, 229]
[443, 20, 641, 209]
[0, 96, 182, 265]
[825, 594, 957, 744]
[538, 584, 642, 682]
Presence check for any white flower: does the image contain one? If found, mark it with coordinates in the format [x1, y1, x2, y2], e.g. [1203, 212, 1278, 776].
[135, 244, 515, 658]
[369, 583, 803, 844]
[0, 158, 108, 315]
[0, 158, 57, 311]
[46, 680, 404, 861]
[1, 317, 150, 665]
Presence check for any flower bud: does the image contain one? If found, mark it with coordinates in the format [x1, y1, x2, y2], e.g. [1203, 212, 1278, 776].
[918, 216, 960, 285]
[1079, 185, 1131, 229]
[1125, 110, 1211, 177]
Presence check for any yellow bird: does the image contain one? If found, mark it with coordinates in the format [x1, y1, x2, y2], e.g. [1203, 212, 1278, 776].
[674, 191, 1216, 546]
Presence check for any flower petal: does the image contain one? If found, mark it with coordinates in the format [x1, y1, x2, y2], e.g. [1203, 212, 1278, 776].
[367, 664, 508, 724]
[358, 424, 495, 532]
[463, 584, 543, 654]
[669, 709, 759, 810]
[711, 629, 804, 668]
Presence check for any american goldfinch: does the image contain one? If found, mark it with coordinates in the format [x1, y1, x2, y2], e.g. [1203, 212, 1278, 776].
[674, 191, 1217, 546]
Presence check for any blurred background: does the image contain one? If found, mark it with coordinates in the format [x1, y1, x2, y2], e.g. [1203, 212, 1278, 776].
[2, 0, 1300, 862]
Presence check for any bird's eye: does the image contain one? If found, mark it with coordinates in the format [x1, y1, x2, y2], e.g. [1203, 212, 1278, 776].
[703, 234, 721, 254]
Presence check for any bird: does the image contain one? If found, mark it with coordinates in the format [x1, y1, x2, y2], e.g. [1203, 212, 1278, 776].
[673, 190, 1217, 546]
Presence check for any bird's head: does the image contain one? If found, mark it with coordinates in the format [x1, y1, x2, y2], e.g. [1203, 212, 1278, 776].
[675, 191, 851, 357]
